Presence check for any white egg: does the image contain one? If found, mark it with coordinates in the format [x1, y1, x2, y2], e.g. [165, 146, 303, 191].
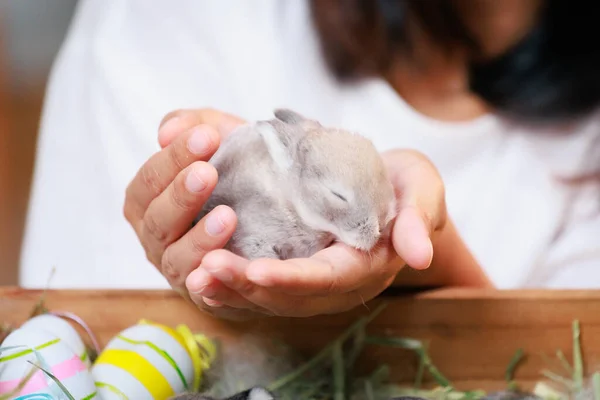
[0, 327, 96, 399]
[92, 322, 202, 400]
[21, 314, 92, 367]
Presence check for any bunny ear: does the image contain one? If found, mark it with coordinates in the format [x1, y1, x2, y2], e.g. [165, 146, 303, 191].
[273, 108, 306, 124]
[255, 120, 304, 171]
[273, 108, 321, 129]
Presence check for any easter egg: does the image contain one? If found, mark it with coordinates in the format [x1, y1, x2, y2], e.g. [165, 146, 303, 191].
[92, 321, 215, 400]
[21, 314, 91, 367]
[0, 327, 96, 399]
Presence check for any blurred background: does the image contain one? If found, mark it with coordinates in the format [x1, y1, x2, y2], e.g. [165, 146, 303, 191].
[0, 0, 78, 284]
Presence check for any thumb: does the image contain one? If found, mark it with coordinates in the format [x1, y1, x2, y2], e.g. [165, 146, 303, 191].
[392, 206, 434, 270]
[382, 149, 447, 270]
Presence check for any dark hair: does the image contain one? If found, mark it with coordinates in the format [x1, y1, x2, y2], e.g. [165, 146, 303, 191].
[309, 0, 600, 125]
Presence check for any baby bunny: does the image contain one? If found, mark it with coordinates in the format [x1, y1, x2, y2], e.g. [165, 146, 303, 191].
[195, 108, 397, 260]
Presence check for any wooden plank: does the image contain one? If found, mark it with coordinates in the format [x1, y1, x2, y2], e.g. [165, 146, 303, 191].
[0, 7, 47, 284]
[0, 84, 44, 286]
[1, 287, 598, 391]
[0, 12, 19, 286]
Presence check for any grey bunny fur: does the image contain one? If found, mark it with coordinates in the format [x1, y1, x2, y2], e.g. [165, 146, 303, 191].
[194, 108, 396, 260]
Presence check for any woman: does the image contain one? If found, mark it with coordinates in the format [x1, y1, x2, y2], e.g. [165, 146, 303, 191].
[20, 0, 600, 319]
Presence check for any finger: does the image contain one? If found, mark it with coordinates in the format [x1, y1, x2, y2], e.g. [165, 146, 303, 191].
[160, 205, 237, 287]
[141, 161, 218, 262]
[245, 272, 395, 318]
[392, 206, 434, 270]
[279, 273, 396, 317]
[382, 149, 447, 270]
[200, 249, 257, 294]
[200, 249, 289, 311]
[124, 125, 220, 227]
[186, 268, 249, 308]
[244, 241, 397, 296]
[200, 249, 310, 316]
[174, 273, 265, 321]
[158, 108, 245, 148]
[201, 248, 395, 317]
[186, 267, 272, 314]
[191, 297, 269, 321]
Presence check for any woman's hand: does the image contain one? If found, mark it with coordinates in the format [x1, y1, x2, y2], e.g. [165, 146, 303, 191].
[122, 108, 248, 317]
[125, 108, 491, 320]
[182, 148, 452, 318]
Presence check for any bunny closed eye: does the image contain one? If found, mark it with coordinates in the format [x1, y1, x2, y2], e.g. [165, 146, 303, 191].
[330, 190, 347, 202]
[325, 184, 353, 204]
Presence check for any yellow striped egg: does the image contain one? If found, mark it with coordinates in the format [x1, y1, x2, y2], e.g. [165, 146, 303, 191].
[0, 327, 97, 399]
[92, 320, 215, 400]
[21, 314, 92, 367]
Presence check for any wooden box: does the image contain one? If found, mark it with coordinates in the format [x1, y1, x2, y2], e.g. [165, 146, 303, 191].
[1, 287, 599, 394]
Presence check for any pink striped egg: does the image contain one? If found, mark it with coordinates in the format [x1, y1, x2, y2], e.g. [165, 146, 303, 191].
[0, 327, 96, 399]
[21, 314, 92, 367]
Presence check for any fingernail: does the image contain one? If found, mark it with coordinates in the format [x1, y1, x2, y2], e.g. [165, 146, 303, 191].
[413, 215, 434, 270]
[417, 218, 434, 268]
[185, 166, 208, 193]
[203, 298, 224, 307]
[187, 268, 216, 297]
[425, 238, 434, 269]
[159, 117, 183, 142]
[187, 126, 212, 155]
[205, 212, 226, 236]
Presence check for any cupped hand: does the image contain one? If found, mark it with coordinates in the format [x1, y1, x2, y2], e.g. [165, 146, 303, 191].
[183, 148, 448, 318]
[122, 108, 246, 315]
[125, 107, 448, 319]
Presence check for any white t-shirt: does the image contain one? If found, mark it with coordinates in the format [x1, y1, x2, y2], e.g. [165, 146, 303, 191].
[19, 0, 600, 290]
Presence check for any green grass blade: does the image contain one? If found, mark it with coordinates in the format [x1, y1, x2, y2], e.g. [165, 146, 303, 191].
[505, 348, 524, 390]
[365, 336, 451, 388]
[572, 320, 584, 393]
[27, 361, 76, 400]
[332, 341, 345, 400]
[556, 350, 573, 375]
[592, 372, 600, 400]
[267, 303, 387, 392]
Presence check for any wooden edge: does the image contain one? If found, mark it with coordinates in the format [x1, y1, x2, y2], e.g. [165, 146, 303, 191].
[3, 286, 600, 300]
[2, 286, 600, 392]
